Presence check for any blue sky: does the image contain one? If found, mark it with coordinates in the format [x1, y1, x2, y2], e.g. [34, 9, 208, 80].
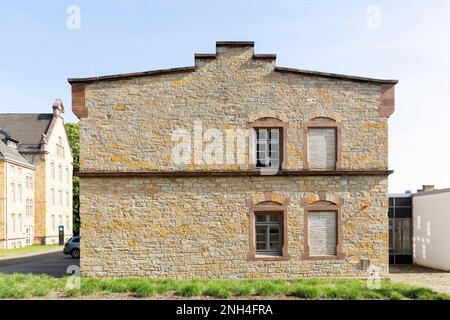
[1, 0, 449, 192]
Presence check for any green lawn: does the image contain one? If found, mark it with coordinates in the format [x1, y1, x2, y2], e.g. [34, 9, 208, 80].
[0, 245, 62, 256]
[0, 273, 448, 300]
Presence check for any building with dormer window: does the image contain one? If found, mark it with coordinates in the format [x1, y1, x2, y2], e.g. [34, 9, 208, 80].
[0, 100, 73, 248]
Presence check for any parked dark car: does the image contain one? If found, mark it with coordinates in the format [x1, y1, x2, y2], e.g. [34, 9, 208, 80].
[63, 236, 80, 259]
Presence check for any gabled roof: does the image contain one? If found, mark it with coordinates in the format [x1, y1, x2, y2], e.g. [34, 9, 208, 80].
[0, 114, 53, 152]
[68, 41, 398, 85]
[0, 140, 33, 167]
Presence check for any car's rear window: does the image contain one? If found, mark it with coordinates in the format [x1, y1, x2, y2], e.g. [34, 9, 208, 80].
[72, 238, 80, 243]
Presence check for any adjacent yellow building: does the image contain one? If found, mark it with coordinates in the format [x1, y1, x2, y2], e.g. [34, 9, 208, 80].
[0, 100, 73, 248]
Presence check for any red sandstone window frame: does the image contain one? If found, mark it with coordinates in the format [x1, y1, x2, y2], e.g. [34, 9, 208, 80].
[246, 118, 289, 171]
[303, 119, 342, 170]
[302, 197, 344, 260]
[246, 195, 290, 261]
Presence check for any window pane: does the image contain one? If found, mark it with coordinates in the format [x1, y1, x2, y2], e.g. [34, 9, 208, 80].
[256, 235, 266, 242]
[256, 242, 266, 250]
[256, 215, 267, 223]
[255, 226, 266, 235]
[257, 129, 268, 140]
[269, 214, 281, 222]
[395, 197, 412, 207]
[270, 129, 279, 140]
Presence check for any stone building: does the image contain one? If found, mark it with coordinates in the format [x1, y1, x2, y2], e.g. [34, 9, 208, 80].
[70, 41, 397, 278]
[0, 100, 73, 248]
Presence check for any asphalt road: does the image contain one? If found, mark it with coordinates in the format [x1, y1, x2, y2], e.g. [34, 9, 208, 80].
[0, 251, 79, 277]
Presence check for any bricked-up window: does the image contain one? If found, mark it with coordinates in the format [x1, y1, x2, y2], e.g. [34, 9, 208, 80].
[303, 197, 343, 260]
[255, 212, 283, 255]
[308, 128, 337, 170]
[308, 211, 337, 256]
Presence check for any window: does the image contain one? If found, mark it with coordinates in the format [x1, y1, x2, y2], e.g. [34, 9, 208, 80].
[66, 215, 70, 230]
[56, 136, 64, 158]
[308, 211, 337, 256]
[303, 197, 343, 260]
[59, 215, 63, 227]
[58, 165, 62, 182]
[18, 168, 22, 175]
[18, 214, 22, 232]
[18, 184, 22, 203]
[26, 200, 30, 217]
[304, 119, 341, 170]
[66, 167, 69, 184]
[66, 191, 70, 207]
[51, 188, 55, 205]
[51, 215, 55, 231]
[256, 129, 280, 169]
[51, 162, 55, 179]
[255, 213, 282, 255]
[26, 176, 33, 190]
[72, 237, 80, 243]
[58, 190, 63, 206]
[11, 183, 15, 202]
[7, 140, 17, 148]
[11, 214, 16, 232]
[307, 128, 336, 170]
[247, 195, 290, 260]
[247, 118, 288, 171]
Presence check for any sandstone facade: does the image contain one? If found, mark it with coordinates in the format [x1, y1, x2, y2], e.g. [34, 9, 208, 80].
[70, 42, 396, 278]
[0, 101, 74, 248]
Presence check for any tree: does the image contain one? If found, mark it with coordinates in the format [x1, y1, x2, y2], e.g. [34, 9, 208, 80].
[65, 123, 80, 235]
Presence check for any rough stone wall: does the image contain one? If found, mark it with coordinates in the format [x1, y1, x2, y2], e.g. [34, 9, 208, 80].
[79, 45, 388, 172]
[80, 175, 388, 278]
